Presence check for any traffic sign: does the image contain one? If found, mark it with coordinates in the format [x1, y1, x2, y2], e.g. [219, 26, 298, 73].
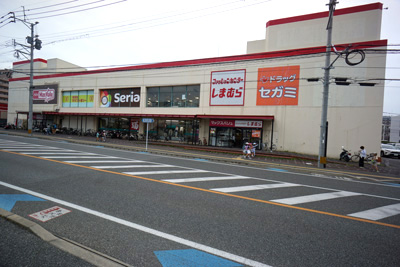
[142, 118, 154, 123]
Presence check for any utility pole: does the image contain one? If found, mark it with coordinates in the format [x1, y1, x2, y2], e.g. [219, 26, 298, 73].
[28, 23, 35, 135]
[318, 0, 337, 168]
[10, 11, 41, 135]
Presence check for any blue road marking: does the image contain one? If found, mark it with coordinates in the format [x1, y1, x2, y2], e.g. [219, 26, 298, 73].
[267, 168, 288, 172]
[194, 158, 208, 162]
[383, 182, 400, 187]
[0, 194, 46, 211]
[154, 249, 243, 267]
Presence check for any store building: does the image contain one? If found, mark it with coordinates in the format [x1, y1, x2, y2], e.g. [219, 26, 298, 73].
[8, 3, 386, 157]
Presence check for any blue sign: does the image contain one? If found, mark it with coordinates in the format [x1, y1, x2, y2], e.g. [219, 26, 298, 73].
[0, 194, 46, 211]
[154, 249, 242, 267]
[142, 118, 154, 123]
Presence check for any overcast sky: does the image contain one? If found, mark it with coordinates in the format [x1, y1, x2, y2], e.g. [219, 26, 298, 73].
[0, 0, 398, 115]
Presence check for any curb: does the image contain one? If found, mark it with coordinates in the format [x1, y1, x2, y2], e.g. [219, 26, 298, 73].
[0, 208, 132, 267]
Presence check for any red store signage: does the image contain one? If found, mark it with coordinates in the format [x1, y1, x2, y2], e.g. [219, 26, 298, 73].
[130, 119, 140, 131]
[209, 120, 262, 128]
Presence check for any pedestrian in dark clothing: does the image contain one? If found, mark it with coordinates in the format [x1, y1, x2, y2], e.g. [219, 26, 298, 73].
[359, 146, 366, 168]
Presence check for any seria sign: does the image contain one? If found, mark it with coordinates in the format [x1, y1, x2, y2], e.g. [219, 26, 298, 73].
[100, 88, 140, 107]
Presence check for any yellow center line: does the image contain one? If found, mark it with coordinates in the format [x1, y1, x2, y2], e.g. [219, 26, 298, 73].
[2, 149, 400, 229]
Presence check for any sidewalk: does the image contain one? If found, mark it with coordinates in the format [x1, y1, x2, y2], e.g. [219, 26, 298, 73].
[2, 129, 400, 177]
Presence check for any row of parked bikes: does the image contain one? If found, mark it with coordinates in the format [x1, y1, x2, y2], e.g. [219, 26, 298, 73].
[36, 126, 146, 141]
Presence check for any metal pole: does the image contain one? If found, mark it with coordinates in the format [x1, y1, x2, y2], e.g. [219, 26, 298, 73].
[145, 123, 149, 151]
[318, 0, 336, 168]
[27, 23, 35, 136]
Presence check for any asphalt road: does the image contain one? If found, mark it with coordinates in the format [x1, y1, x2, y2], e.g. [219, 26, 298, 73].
[0, 135, 399, 267]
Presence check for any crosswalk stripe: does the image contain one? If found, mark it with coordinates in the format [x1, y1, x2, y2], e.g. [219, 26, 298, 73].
[65, 160, 143, 163]
[124, 170, 208, 175]
[348, 203, 400, 221]
[163, 176, 250, 183]
[22, 152, 92, 155]
[92, 164, 172, 169]
[271, 191, 361, 205]
[4, 148, 61, 151]
[41, 156, 117, 159]
[0, 145, 42, 148]
[211, 182, 299, 193]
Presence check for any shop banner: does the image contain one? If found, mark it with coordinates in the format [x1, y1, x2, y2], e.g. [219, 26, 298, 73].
[130, 119, 140, 131]
[71, 91, 79, 107]
[33, 84, 58, 104]
[100, 88, 140, 108]
[210, 69, 245, 106]
[210, 119, 262, 128]
[252, 130, 261, 138]
[257, 65, 300, 106]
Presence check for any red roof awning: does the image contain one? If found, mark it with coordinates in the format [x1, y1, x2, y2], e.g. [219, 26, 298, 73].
[42, 112, 196, 118]
[197, 115, 274, 120]
[41, 112, 274, 120]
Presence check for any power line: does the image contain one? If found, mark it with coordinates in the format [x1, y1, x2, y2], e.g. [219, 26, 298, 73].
[25, 0, 127, 20]
[36, 0, 272, 44]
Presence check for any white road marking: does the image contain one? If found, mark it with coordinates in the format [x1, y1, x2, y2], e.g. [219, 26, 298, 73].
[348, 203, 400, 221]
[271, 191, 361, 205]
[65, 160, 143, 163]
[124, 170, 208, 175]
[4, 149, 63, 151]
[163, 176, 251, 183]
[22, 152, 95, 155]
[92, 164, 173, 169]
[0, 181, 271, 267]
[212, 182, 299, 193]
[41, 156, 118, 159]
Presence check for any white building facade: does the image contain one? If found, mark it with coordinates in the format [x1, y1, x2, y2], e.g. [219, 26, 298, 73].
[8, 3, 386, 157]
[390, 116, 400, 143]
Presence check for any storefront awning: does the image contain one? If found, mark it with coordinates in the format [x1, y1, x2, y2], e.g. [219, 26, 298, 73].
[41, 112, 274, 120]
[42, 112, 197, 118]
[197, 115, 274, 120]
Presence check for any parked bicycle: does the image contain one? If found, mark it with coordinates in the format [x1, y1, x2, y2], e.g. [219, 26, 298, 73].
[351, 151, 374, 162]
[262, 142, 277, 152]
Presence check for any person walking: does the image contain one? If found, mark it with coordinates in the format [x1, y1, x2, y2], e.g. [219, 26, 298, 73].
[371, 153, 379, 172]
[102, 130, 106, 142]
[359, 146, 366, 168]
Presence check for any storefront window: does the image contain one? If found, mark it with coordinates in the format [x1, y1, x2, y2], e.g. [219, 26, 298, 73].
[172, 86, 186, 107]
[119, 118, 129, 131]
[187, 85, 200, 107]
[146, 85, 200, 107]
[159, 87, 172, 107]
[62, 90, 94, 108]
[147, 87, 159, 107]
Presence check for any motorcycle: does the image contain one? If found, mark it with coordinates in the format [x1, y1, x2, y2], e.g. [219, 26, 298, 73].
[339, 146, 351, 162]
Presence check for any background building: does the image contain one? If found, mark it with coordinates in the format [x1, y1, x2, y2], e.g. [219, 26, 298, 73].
[0, 69, 11, 126]
[7, 3, 386, 157]
[382, 116, 391, 142]
[390, 115, 400, 143]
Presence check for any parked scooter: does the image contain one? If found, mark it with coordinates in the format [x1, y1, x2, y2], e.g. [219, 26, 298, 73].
[339, 146, 351, 162]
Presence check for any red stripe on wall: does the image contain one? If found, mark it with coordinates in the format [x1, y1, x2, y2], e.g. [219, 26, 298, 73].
[13, 58, 47, 66]
[10, 39, 387, 82]
[266, 2, 383, 28]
